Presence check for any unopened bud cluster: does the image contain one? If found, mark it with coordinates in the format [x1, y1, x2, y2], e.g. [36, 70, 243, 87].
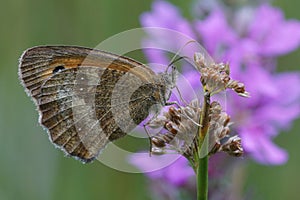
[146, 52, 248, 165]
[149, 100, 243, 159]
[148, 100, 200, 159]
[194, 53, 249, 97]
[208, 101, 243, 157]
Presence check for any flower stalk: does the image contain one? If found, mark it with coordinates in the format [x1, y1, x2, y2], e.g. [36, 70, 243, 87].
[147, 52, 248, 200]
[197, 155, 208, 200]
[193, 52, 248, 200]
[196, 92, 211, 200]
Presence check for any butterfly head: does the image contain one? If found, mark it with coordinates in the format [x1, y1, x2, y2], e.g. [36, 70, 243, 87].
[157, 66, 178, 104]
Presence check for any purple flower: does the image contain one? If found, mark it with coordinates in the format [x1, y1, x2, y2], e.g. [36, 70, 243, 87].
[140, 1, 198, 66]
[194, 9, 238, 58]
[129, 1, 300, 198]
[248, 4, 300, 56]
[137, 1, 300, 165]
[237, 71, 300, 164]
[141, 1, 196, 39]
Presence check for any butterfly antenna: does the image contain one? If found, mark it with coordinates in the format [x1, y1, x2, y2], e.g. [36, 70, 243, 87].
[166, 40, 197, 72]
[164, 40, 202, 127]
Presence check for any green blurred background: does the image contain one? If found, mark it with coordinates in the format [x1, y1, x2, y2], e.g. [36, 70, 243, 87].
[0, 0, 299, 199]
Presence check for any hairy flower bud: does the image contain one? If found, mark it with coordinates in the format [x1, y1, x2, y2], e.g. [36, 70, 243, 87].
[194, 52, 250, 97]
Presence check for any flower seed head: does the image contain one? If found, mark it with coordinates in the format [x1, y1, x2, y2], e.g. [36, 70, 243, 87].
[148, 100, 201, 159]
[194, 52, 250, 97]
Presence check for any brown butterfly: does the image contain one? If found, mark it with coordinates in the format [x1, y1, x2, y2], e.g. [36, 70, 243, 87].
[19, 46, 176, 163]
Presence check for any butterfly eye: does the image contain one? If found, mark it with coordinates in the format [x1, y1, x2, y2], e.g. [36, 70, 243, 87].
[52, 65, 65, 74]
[149, 95, 156, 102]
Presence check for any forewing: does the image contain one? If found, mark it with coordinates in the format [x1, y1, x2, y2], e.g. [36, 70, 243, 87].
[18, 46, 157, 162]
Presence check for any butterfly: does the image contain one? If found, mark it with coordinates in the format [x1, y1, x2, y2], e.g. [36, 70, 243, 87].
[19, 46, 176, 163]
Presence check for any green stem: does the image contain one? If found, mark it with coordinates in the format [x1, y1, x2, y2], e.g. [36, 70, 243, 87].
[196, 92, 210, 200]
[197, 156, 208, 200]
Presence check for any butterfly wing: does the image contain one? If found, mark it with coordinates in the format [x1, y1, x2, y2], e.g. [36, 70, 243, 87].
[19, 46, 161, 162]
